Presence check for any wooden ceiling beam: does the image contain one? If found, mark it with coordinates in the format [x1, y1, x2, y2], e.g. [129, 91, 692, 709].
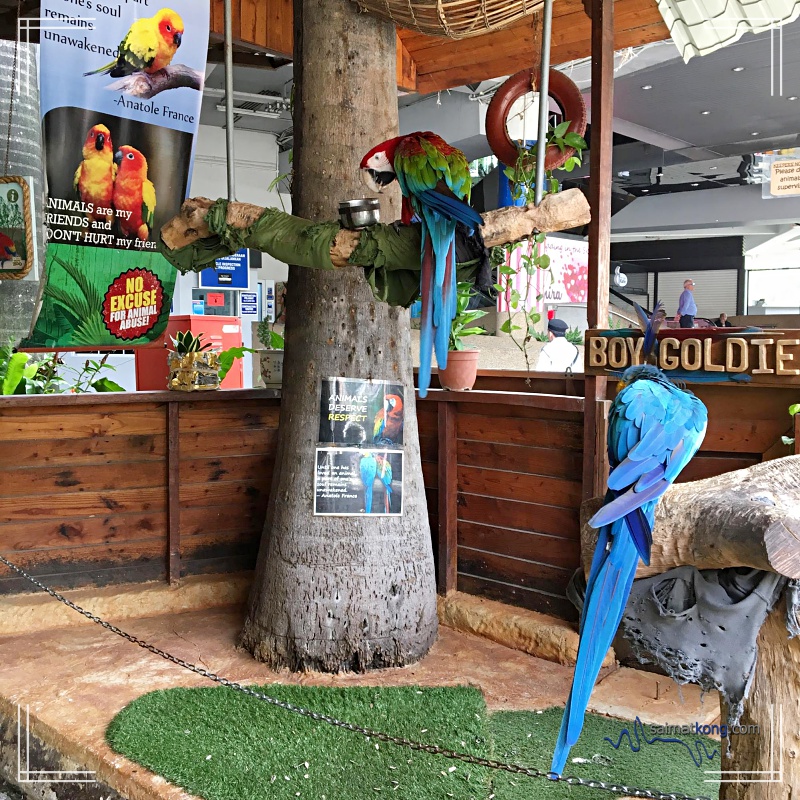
[403, 0, 669, 94]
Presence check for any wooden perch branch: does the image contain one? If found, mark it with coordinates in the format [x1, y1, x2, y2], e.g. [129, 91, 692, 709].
[106, 65, 204, 98]
[160, 188, 591, 264]
[581, 455, 800, 580]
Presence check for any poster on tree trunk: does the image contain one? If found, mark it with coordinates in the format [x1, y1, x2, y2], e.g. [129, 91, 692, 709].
[23, 0, 208, 348]
[314, 447, 404, 516]
[318, 377, 405, 446]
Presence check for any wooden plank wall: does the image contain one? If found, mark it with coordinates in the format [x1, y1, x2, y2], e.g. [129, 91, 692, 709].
[419, 371, 798, 621]
[1, 377, 796, 608]
[418, 392, 585, 620]
[0, 391, 277, 594]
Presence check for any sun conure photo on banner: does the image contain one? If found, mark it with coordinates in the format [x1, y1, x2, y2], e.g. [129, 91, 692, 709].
[24, 0, 209, 348]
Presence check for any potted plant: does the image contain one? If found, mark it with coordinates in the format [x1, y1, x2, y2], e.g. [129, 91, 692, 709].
[256, 318, 285, 389]
[167, 331, 221, 392]
[437, 283, 488, 391]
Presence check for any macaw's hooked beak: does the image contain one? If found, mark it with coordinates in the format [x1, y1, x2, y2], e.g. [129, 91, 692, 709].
[95, 132, 106, 151]
[360, 168, 394, 194]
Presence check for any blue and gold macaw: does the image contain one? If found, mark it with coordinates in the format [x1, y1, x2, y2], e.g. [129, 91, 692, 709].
[359, 452, 378, 514]
[360, 132, 484, 397]
[551, 302, 708, 775]
[375, 455, 393, 513]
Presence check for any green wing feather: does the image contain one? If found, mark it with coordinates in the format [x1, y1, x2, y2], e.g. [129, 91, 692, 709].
[394, 134, 472, 204]
[119, 22, 159, 72]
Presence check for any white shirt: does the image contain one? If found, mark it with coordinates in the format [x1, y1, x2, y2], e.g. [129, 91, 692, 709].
[536, 336, 580, 372]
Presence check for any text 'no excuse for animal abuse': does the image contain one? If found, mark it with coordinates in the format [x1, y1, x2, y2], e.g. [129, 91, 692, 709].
[588, 335, 800, 375]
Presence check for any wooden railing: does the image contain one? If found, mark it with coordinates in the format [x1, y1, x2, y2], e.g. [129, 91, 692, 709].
[1, 376, 796, 617]
[417, 388, 585, 620]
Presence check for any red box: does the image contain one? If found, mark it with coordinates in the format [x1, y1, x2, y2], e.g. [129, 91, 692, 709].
[135, 315, 243, 391]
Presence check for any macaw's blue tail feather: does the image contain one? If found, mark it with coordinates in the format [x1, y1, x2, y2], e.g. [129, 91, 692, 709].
[418, 227, 436, 398]
[418, 188, 483, 232]
[551, 520, 640, 775]
[434, 241, 456, 369]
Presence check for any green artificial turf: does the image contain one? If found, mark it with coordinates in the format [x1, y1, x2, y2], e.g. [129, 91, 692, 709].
[107, 685, 720, 800]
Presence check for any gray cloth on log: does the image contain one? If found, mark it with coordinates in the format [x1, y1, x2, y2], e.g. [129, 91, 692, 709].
[567, 566, 786, 727]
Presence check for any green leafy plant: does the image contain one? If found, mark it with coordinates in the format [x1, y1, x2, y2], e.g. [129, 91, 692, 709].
[170, 331, 212, 355]
[566, 326, 584, 345]
[504, 121, 588, 205]
[1, 350, 37, 395]
[493, 124, 588, 376]
[0, 341, 123, 394]
[450, 283, 489, 351]
[62, 354, 125, 393]
[256, 319, 285, 350]
[781, 403, 800, 447]
[218, 346, 258, 381]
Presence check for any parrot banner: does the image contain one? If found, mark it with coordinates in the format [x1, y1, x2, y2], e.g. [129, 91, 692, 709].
[23, 0, 209, 348]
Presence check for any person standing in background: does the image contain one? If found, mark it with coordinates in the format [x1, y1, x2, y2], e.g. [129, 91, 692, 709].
[674, 279, 697, 328]
[714, 312, 733, 327]
[536, 318, 580, 372]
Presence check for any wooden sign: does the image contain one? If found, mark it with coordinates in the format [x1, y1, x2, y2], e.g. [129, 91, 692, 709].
[770, 160, 800, 197]
[585, 328, 800, 386]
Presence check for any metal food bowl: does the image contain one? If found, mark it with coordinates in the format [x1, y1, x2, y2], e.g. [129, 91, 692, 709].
[339, 198, 380, 230]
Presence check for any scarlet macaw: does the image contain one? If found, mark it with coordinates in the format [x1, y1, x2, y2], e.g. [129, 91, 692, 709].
[360, 132, 483, 397]
[373, 394, 403, 445]
[551, 302, 708, 775]
[0, 232, 18, 269]
[84, 8, 184, 77]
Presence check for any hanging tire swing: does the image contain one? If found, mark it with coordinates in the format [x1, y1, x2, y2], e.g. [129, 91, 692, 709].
[485, 68, 587, 171]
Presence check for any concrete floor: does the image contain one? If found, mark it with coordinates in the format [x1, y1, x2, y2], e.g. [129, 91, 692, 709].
[0, 602, 718, 800]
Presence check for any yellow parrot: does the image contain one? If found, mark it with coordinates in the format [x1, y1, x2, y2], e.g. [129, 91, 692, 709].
[113, 146, 156, 242]
[73, 124, 117, 225]
[83, 8, 184, 77]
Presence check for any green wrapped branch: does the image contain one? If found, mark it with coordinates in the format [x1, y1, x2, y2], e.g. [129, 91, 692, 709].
[159, 189, 591, 307]
[160, 199, 481, 308]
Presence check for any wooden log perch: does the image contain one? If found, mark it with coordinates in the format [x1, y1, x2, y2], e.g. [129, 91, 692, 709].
[160, 188, 591, 265]
[580, 455, 800, 580]
[106, 65, 204, 99]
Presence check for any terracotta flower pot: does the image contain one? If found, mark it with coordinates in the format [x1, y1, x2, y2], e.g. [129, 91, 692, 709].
[438, 348, 480, 391]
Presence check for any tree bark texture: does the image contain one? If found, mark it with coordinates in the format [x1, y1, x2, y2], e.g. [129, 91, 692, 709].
[238, 0, 438, 671]
[580, 456, 800, 580]
[160, 188, 591, 258]
[719, 597, 800, 800]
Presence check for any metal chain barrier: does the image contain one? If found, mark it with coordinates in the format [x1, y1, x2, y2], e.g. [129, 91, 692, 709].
[0, 554, 713, 800]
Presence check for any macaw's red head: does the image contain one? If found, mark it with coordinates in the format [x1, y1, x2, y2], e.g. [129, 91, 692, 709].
[156, 8, 184, 49]
[0, 232, 18, 256]
[384, 394, 403, 415]
[83, 124, 113, 160]
[360, 136, 403, 192]
[114, 145, 149, 179]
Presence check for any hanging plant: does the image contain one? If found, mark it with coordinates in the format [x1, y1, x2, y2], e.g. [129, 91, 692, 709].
[493, 123, 588, 375]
